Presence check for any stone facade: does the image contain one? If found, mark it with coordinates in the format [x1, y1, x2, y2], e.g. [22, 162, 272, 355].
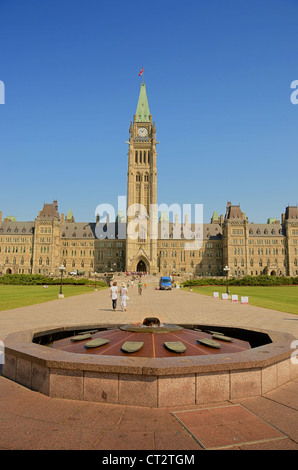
[0, 84, 297, 278]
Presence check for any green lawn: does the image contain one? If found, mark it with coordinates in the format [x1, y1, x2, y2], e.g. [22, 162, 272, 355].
[0, 284, 106, 311]
[184, 285, 298, 315]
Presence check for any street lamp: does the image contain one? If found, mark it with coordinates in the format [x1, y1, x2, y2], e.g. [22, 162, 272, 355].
[223, 265, 230, 295]
[94, 272, 98, 290]
[58, 265, 66, 298]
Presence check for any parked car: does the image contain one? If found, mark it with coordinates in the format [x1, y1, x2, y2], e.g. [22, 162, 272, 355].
[159, 276, 172, 290]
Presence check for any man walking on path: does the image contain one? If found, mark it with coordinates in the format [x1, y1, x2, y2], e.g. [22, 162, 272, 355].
[110, 282, 118, 311]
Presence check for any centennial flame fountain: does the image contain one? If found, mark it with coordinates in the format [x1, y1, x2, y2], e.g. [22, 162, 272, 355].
[2, 317, 297, 407]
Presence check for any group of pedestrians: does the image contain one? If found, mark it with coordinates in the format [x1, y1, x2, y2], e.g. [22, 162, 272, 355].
[110, 281, 129, 312]
[110, 276, 147, 311]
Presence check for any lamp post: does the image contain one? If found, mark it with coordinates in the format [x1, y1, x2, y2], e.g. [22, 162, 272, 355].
[94, 272, 98, 291]
[58, 265, 66, 298]
[223, 265, 230, 295]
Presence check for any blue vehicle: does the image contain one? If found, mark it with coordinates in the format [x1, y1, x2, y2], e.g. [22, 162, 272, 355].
[159, 276, 172, 290]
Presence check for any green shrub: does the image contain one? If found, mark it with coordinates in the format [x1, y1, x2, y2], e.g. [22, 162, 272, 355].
[0, 274, 107, 287]
[182, 275, 298, 287]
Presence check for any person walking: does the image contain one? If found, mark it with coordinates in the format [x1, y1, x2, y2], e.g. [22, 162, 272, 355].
[138, 279, 143, 295]
[120, 282, 128, 311]
[110, 282, 118, 311]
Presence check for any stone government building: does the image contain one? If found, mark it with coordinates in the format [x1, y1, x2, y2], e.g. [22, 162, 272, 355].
[1, 84, 298, 278]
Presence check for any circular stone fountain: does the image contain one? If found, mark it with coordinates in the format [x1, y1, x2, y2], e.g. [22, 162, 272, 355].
[2, 318, 297, 407]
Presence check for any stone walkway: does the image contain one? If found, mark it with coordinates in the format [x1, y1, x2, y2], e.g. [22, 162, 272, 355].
[1, 277, 298, 340]
[0, 278, 297, 450]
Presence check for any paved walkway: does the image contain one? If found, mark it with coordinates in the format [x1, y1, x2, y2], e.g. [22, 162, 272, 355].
[0, 278, 297, 450]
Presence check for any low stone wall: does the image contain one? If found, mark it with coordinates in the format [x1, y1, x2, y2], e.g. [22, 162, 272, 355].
[2, 324, 298, 407]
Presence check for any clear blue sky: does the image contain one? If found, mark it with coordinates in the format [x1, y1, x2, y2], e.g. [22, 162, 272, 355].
[0, 0, 297, 223]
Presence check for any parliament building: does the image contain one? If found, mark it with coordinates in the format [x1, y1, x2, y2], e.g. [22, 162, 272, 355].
[1, 84, 298, 278]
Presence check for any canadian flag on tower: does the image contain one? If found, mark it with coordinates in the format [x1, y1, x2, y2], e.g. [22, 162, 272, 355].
[138, 67, 144, 76]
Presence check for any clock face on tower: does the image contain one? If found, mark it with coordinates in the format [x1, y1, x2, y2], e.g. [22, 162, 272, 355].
[138, 127, 148, 137]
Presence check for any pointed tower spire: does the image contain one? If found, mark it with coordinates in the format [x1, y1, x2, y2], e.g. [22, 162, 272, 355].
[135, 83, 150, 122]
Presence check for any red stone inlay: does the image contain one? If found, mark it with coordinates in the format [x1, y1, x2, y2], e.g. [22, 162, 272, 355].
[52, 327, 250, 357]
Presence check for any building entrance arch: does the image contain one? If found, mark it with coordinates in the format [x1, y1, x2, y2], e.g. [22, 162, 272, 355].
[136, 260, 147, 273]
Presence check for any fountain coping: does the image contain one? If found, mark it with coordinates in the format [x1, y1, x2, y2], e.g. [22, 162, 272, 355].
[3, 323, 295, 376]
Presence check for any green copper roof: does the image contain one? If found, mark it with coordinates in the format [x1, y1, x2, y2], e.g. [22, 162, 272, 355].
[212, 210, 219, 221]
[159, 211, 169, 222]
[267, 218, 278, 224]
[66, 209, 73, 220]
[135, 83, 150, 122]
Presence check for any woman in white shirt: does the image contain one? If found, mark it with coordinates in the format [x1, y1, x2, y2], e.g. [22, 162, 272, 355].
[110, 282, 118, 311]
[120, 283, 128, 312]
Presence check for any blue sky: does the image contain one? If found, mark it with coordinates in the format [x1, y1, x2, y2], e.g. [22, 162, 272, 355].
[0, 0, 297, 223]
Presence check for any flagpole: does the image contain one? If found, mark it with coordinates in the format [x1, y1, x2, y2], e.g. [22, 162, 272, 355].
[139, 66, 145, 84]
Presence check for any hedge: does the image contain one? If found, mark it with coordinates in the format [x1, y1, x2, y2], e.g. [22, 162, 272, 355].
[182, 275, 298, 287]
[0, 274, 108, 287]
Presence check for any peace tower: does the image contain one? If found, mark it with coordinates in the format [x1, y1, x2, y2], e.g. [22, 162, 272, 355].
[125, 83, 158, 274]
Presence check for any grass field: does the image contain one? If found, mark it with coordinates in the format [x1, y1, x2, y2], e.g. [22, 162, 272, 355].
[184, 285, 298, 315]
[0, 284, 106, 311]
